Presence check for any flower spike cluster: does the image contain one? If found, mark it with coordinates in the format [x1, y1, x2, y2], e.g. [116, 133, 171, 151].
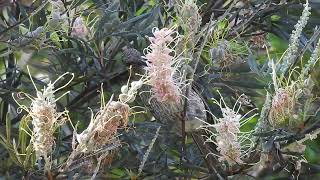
[144, 27, 181, 104]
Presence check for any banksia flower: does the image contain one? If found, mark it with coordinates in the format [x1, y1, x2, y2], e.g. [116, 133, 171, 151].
[200, 92, 256, 165]
[143, 27, 181, 104]
[71, 17, 89, 39]
[280, 1, 311, 74]
[14, 69, 74, 171]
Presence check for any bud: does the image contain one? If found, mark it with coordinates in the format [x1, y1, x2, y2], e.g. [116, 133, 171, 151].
[71, 17, 89, 39]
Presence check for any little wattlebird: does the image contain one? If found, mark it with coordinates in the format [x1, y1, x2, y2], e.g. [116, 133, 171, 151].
[122, 46, 226, 179]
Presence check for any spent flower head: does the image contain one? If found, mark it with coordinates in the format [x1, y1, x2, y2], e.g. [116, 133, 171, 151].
[76, 99, 130, 152]
[269, 87, 295, 127]
[63, 92, 131, 173]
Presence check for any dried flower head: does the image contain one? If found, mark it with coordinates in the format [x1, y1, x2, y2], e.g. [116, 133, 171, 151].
[200, 92, 256, 165]
[143, 27, 182, 104]
[14, 68, 74, 170]
[63, 93, 131, 174]
[76, 100, 130, 152]
[173, 0, 201, 57]
[249, 33, 268, 49]
[92, 101, 130, 146]
[270, 47, 320, 136]
[268, 56, 314, 131]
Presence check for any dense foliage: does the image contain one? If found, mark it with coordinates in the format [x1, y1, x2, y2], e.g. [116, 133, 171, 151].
[1, 0, 320, 179]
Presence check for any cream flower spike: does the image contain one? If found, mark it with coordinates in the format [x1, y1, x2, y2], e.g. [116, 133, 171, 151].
[13, 67, 74, 171]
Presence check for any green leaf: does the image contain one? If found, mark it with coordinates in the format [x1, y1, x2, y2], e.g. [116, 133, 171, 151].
[6, 113, 11, 143]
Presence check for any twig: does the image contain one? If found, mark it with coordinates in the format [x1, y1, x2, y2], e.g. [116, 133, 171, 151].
[138, 126, 161, 176]
[179, 12, 216, 179]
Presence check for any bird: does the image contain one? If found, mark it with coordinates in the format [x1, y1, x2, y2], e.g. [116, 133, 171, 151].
[122, 46, 226, 179]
